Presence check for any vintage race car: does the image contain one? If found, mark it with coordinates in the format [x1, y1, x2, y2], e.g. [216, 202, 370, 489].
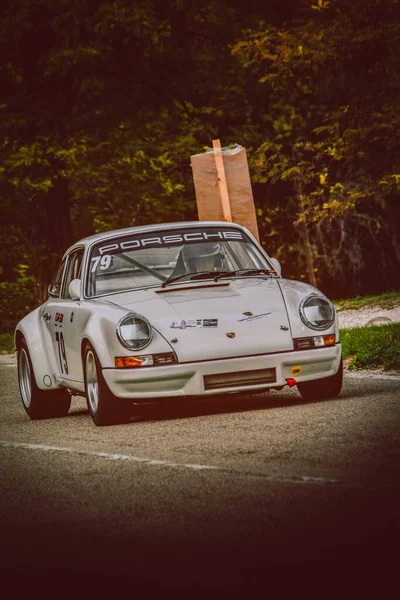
[15, 221, 343, 426]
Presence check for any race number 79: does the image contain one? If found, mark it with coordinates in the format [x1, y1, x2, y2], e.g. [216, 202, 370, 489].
[91, 255, 111, 272]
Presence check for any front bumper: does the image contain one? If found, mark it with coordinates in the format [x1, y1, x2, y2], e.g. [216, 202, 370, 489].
[102, 344, 342, 399]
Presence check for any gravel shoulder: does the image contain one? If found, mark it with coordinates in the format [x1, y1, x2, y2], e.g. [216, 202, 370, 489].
[336, 304, 400, 328]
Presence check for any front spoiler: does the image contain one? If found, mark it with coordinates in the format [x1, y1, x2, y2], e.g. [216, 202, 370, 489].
[102, 344, 342, 399]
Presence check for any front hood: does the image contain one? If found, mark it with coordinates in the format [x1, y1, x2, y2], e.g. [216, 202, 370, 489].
[109, 279, 293, 362]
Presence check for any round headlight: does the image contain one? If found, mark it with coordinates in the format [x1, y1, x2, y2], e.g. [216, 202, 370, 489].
[117, 313, 153, 350]
[299, 294, 335, 330]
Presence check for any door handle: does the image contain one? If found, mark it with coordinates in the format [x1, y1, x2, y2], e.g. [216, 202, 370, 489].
[43, 312, 51, 322]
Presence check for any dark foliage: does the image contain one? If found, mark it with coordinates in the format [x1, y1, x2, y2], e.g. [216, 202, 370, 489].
[0, 0, 399, 330]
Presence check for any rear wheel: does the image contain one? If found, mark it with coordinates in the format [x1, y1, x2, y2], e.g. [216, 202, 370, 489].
[297, 357, 343, 401]
[84, 343, 132, 426]
[17, 340, 71, 419]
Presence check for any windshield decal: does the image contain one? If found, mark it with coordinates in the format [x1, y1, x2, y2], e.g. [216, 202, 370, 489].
[97, 230, 244, 255]
[91, 255, 112, 272]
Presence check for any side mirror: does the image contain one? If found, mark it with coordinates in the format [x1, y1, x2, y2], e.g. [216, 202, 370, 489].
[69, 279, 81, 300]
[47, 284, 59, 298]
[270, 258, 282, 276]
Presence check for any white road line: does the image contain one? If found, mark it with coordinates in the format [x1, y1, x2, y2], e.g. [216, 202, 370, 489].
[0, 439, 339, 485]
[0, 440, 217, 471]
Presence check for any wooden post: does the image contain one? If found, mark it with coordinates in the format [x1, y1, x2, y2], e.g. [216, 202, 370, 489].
[191, 141, 259, 240]
[212, 139, 232, 222]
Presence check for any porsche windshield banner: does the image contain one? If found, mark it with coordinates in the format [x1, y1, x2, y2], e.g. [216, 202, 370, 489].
[95, 228, 247, 255]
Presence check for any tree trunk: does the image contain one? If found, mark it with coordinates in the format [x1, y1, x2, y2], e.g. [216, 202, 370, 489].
[300, 219, 318, 288]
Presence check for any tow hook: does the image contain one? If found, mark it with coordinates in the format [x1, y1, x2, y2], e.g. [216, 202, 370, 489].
[286, 378, 297, 388]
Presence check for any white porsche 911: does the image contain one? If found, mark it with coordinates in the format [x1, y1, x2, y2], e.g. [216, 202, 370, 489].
[15, 221, 343, 426]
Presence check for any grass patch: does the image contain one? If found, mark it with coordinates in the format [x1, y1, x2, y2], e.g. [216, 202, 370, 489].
[341, 322, 400, 371]
[0, 333, 15, 355]
[334, 290, 400, 312]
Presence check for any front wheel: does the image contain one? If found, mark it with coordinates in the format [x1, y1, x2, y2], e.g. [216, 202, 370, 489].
[297, 357, 343, 401]
[84, 344, 132, 426]
[18, 340, 71, 419]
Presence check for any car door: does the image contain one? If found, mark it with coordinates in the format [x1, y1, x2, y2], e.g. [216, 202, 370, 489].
[42, 256, 67, 378]
[43, 248, 84, 383]
[56, 248, 84, 383]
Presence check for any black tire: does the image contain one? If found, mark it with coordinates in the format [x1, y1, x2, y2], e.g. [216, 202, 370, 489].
[17, 340, 71, 420]
[297, 357, 343, 401]
[83, 343, 132, 426]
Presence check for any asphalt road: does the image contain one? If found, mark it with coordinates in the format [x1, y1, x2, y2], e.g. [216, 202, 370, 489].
[1, 355, 399, 598]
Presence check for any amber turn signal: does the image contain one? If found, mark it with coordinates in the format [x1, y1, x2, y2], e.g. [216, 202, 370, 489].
[313, 334, 336, 347]
[115, 353, 177, 368]
[115, 356, 143, 368]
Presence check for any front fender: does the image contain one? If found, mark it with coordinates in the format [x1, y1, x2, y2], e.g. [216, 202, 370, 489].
[15, 306, 62, 390]
[278, 279, 339, 341]
[79, 306, 175, 369]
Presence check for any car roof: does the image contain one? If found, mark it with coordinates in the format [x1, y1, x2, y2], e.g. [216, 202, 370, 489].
[65, 221, 249, 254]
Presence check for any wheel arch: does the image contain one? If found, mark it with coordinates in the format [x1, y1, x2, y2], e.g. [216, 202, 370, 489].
[15, 308, 62, 391]
[81, 337, 91, 367]
[80, 334, 111, 372]
[15, 329, 24, 350]
[79, 311, 125, 368]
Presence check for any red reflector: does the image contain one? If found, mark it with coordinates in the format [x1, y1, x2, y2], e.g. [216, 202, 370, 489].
[286, 378, 297, 388]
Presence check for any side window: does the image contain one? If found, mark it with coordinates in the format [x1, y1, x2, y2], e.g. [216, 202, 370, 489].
[61, 249, 84, 299]
[48, 259, 67, 297]
[228, 241, 267, 269]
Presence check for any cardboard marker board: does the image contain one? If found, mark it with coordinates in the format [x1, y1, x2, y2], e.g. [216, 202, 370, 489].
[190, 141, 260, 241]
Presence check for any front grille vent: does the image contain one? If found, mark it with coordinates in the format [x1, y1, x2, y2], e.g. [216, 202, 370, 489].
[293, 337, 315, 351]
[204, 368, 276, 391]
[153, 352, 177, 365]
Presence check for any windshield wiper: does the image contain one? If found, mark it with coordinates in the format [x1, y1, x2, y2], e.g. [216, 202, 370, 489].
[162, 270, 237, 288]
[162, 268, 277, 287]
[161, 272, 198, 288]
[190, 270, 237, 281]
[237, 268, 277, 277]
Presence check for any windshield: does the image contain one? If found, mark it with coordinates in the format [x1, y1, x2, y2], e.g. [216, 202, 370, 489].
[85, 227, 272, 297]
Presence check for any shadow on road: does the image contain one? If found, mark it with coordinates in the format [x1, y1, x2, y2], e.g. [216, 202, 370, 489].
[60, 370, 398, 427]
[67, 383, 364, 425]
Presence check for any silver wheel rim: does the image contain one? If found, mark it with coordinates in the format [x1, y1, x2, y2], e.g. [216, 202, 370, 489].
[19, 348, 32, 408]
[86, 350, 99, 413]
